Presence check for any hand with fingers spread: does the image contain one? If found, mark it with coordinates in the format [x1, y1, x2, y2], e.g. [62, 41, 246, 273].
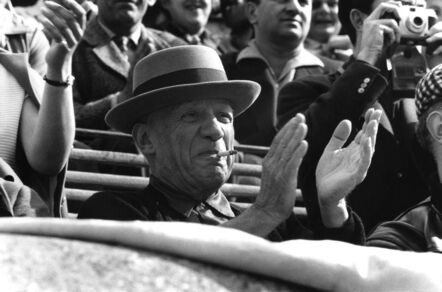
[356, 1, 402, 66]
[39, 0, 86, 80]
[253, 113, 309, 225]
[316, 108, 382, 228]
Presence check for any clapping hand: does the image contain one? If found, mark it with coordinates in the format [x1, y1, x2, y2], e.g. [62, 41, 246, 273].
[316, 108, 382, 227]
[254, 113, 308, 225]
[39, 0, 86, 77]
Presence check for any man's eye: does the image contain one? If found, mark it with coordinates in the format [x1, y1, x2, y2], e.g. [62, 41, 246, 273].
[181, 111, 198, 122]
[218, 113, 233, 123]
[299, 0, 310, 6]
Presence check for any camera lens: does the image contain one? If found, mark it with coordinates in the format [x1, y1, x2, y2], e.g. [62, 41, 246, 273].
[413, 16, 424, 27]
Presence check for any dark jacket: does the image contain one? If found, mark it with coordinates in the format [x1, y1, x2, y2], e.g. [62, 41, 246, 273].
[277, 60, 428, 232]
[367, 142, 442, 252]
[222, 50, 341, 147]
[78, 181, 365, 244]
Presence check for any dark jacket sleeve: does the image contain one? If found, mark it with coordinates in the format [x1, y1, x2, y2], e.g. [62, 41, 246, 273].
[315, 208, 366, 244]
[277, 61, 388, 236]
[366, 221, 427, 251]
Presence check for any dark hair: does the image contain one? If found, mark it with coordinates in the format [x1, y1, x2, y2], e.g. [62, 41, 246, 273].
[338, 0, 374, 44]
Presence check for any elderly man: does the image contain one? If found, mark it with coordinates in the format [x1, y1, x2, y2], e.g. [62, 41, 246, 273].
[277, 0, 442, 232]
[222, 0, 341, 148]
[78, 45, 380, 243]
[158, 0, 220, 52]
[367, 64, 442, 252]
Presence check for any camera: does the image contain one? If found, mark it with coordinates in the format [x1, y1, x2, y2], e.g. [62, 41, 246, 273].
[382, 0, 437, 45]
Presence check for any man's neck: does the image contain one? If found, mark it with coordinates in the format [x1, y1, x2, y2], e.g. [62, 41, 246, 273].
[99, 16, 141, 37]
[254, 37, 303, 78]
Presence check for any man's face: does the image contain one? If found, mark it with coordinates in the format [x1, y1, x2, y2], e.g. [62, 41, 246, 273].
[308, 0, 339, 43]
[148, 99, 235, 200]
[250, 0, 312, 45]
[97, 0, 150, 29]
[162, 0, 211, 35]
[427, 0, 442, 21]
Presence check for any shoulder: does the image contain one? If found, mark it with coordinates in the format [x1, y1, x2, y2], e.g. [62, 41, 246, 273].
[280, 72, 332, 101]
[77, 190, 147, 220]
[367, 200, 434, 251]
[142, 27, 187, 47]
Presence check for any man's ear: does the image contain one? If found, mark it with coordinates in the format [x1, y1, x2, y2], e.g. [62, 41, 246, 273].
[349, 9, 367, 32]
[426, 110, 442, 144]
[245, 1, 258, 25]
[132, 123, 156, 155]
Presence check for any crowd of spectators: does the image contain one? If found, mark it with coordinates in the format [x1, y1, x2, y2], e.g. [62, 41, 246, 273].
[2, 0, 442, 284]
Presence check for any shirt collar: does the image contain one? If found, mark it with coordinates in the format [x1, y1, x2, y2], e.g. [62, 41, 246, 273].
[97, 19, 142, 46]
[236, 40, 324, 69]
[149, 176, 235, 218]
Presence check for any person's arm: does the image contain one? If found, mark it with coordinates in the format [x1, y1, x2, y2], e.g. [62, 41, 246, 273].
[20, 0, 86, 176]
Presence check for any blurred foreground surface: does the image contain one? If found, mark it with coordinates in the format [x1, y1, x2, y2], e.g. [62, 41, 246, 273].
[0, 234, 316, 292]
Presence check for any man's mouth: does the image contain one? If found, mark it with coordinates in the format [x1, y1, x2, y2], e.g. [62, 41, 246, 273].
[184, 1, 206, 10]
[314, 18, 335, 25]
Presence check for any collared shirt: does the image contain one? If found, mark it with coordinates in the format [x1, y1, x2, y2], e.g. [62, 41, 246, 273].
[97, 19, 142, 61]
[236, 40, 324, 90]
[150, 176, 235, 222]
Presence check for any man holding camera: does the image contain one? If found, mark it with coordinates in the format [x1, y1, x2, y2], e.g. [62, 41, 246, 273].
[277, 0, 442, 232]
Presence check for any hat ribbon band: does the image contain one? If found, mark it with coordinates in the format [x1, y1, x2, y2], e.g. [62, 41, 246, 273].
[133, 68, 228, 96]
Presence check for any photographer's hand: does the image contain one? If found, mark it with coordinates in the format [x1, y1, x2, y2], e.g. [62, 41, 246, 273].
[425, 21, 442, 68]
[356, 1, 401, 67]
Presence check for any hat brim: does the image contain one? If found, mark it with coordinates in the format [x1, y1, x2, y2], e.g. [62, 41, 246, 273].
[105, 80, 261, 133]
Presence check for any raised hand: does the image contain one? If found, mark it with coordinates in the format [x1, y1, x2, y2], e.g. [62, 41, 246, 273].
[356, 1, 401, 66]
[39, 0, 86, 79]
[316, 108, 382, 227]
[253, 113, 308, 224]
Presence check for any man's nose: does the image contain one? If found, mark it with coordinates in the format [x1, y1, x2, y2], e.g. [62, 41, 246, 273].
[316, 2, 331, 13]
[286, 0, 301, 12]
[200, 118, 225, 141]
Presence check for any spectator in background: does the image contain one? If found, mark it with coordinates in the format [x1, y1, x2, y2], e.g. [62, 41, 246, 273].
[72, 0, 184, 173]
[222, 0, 341, 148]
[367, 65, 442, 252]
[158, 0, 221, 53]
[304, 0, 352, 61]
[219, 0, 253, 53]
[425, 0, 442, 68]
[0, 0, 85, 216]
[277, 0, 442, 232]
[1, 0, 49, 75]
[79, 45, 380, 246]
[427, 0, 442, 21]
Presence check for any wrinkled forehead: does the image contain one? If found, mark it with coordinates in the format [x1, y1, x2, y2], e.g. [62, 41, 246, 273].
[173, 99, 234, 113]
[143, 99, 234, 126]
